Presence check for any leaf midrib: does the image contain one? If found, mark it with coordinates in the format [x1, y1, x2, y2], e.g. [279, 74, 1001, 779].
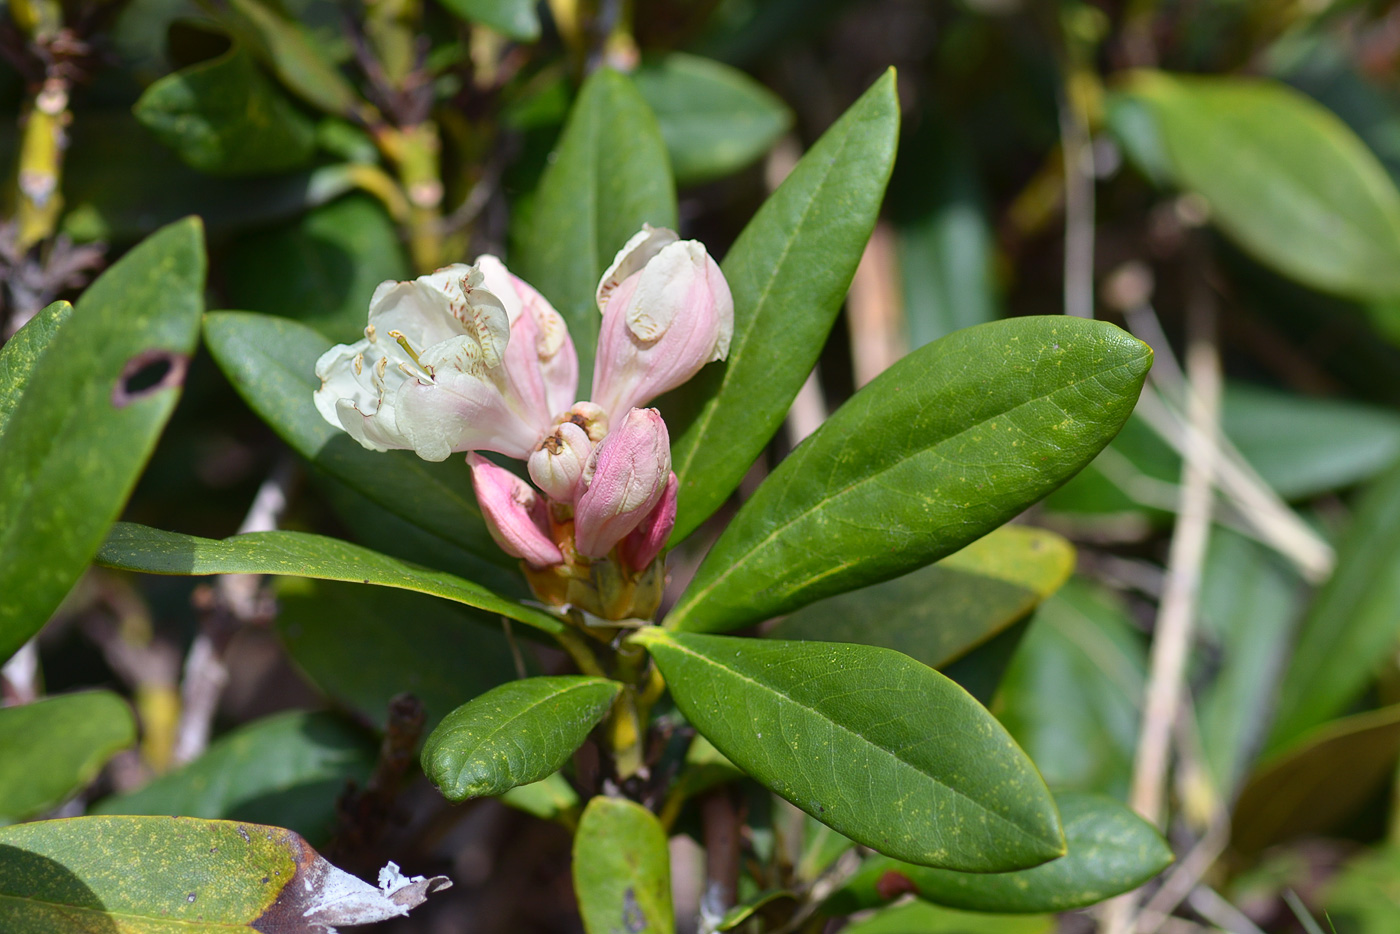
[675, 353, 1147, 625]
[658, 637, 1060, 853]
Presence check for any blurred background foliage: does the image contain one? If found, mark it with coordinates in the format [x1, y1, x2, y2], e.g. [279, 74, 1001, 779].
[11, 0, 1400, 931]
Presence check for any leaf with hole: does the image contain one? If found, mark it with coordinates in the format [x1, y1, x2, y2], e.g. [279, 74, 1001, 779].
[665, 69, 899, 543]
[133, 44, 316, 176]
[92, 711, 375, 842]
[666, 317, 1151, 634]
[0, 815, 449, 932]
[0, 218, 205, 665]
[634, 629, 1065, 871]
[633, 53, 791, 186]
[512, 68, 676, 385]
[827, 793, 1171, 915]
[573, 796, 674, 934]
[1114, 71, 1400, 301]
[96, 522, 562, 633]
[422, 676, 620, 801]
[202, 311, 511, 581]
[0, 692, 136, 823]
[768, 525, 1073, 669]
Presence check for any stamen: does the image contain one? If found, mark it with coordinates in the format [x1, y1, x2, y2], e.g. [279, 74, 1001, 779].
[365, 324, 377, 342]
[353, 352, 363, 376]
[388, 329, 424, 366]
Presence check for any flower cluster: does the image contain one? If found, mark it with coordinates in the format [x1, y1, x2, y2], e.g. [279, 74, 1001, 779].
[314, 226, 733, 619]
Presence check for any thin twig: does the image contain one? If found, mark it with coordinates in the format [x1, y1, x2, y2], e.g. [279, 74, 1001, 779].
[1104, 285, 1221, 934]
[1187, 886, 1268, 934]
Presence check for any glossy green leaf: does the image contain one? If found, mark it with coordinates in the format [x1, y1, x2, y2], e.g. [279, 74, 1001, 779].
[633, 53, 791, 186]
[422, 676, 620, 801]
[1195, 529, 1301, 796]
[202, 311, 509, 579]
[768, 526, 1074, 669]
[276, 578, 520, 730]
[1267, 460, 1400, 751]
[0, 301, 70, 438]
[892, 114, 999, 349]
[96, 522, 563, 633]
[1118, 71, 1400, 301]
[222, 0, 360, 117]
[0, 815, 448, 931]
[995, 579, 1146, 800]
[133, 45, 315, 176]
[435, 0, 539, 41]
[828, 793, 1171, 915]
[666, 69, 899, 543]
[1234, 705, 1400, 855]
[668, 317, 1152, 634]
[93, 711, 374, 842]
[573, 796, 674, 934]
[223, 194, 410, 344]
[634, 629, 1065, 872]
[0, 218, 205, 664]
[840, 900, 1052, 934]
[0, 693, 136, 823]
[513, 68, 677, 384]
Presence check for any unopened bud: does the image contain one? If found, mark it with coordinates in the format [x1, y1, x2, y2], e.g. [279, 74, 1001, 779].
[528, 421, 592, 502]
[469, 453, 562, 569]
[618, 472, 678, 571]
[574, 408, 671, 559]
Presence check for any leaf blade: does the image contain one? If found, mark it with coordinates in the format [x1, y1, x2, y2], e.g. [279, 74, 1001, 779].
[635, 630, 1065, 872]
[573, 797, 674, 934]
[0, 692, 136, 823]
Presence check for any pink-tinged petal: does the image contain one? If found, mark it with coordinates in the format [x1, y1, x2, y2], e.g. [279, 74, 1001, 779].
[618, 472, 677, 571]
[469, 454, 562, 568]
[477, 255, 579, 428]
[591, 238, 734, 423]
[596, 225, 679, 314]
[574, 408, 672, 558]
[528, 421, 593, 502]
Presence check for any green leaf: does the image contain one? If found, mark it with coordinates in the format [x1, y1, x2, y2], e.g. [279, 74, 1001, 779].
[573, 796, 674, 934]
[0, 218, 205, 664]
[422, 676, 620, 801]
[1195, 529, 1301, 796]
[513, 68, 677, 385]
[1325, 844, 1400, 934]
[717, 890, 797, 931]
[1267, 460, 1400, 751]
[1116, 71, 1400, 301]
[435, 0, 540, 41]
[202, 311, 509, 579]
[667, 317, 1152, 634]
[634, 629, 1065, 872]
[498, 773, 580, 822]
[92, 711, 375, 842]
[1234, 705, 1400, 856]
[133, 44, 316, 176]
[0, 815, 448, 931]
[665, 69, 899, 543]
[891, 115, 1000, 349]
[768, 525, 1074, 669]
[827, 793, 1172, 915]
[0, 301, 70, 439]
[222, 0, 361, 117]
[96, 522, 563, 633]
[0, 692, 136, 823]
[276, 578, 521, 730]
[632, 53, 792, 186]
[840, 900, 1053, 934]
[223, 194, 410, 344]
[995, 579, 1146, 800]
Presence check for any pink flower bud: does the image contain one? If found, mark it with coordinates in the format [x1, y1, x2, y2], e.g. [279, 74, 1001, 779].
[469, 453, 563, 569]
[591, 226, 734, 424]
[574, 408, 672, 559]
[618, 472, 677, 571]
[528, 421, 593, 502]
